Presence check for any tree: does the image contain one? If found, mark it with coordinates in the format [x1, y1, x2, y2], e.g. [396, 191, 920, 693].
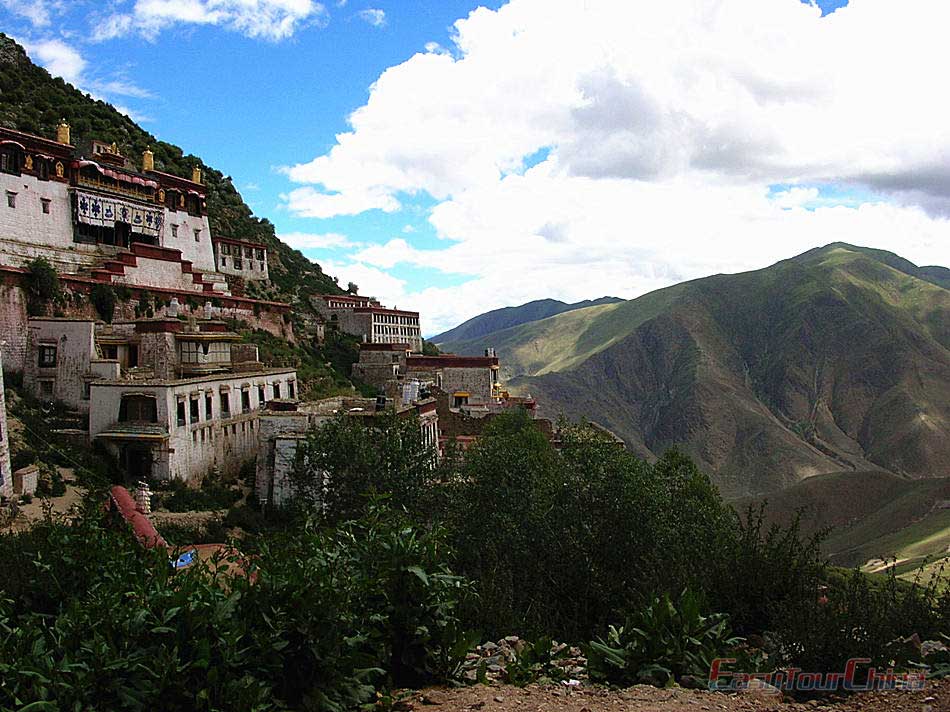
[291, 411, 438, 521]
[346, 281, 359, 295]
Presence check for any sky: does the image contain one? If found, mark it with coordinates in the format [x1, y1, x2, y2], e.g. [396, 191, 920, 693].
[3, 0, 950, 335]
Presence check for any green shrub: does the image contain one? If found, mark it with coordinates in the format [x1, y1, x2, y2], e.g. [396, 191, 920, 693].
[587, 590, 741, 687]
[91, 283, 117, 323]
[162, 479, 241, 512]
[0, 499, 474, 710]
[24, 257, 60, 316]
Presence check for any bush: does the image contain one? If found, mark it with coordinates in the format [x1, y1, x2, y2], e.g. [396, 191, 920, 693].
[24, 257, 60, 316]
[161, 478, 241, 512]
[587, 590, 741, 687]
[91, 283, 117, 323]
[0, 499, 474, 710]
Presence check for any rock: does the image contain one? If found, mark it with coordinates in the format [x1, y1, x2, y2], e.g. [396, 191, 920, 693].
[493, 696, 505, 703]
[421, 692, 445, 706]
[679, 675, 704, 690]
[922, 640, 950, 656]
[482, 641, 499, 652]
[738, 679, 782, 699]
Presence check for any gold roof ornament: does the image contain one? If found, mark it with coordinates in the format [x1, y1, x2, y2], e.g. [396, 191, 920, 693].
[191, 166, 202, 184]
[55, 119, 70, 145]
[142, 146, 154, 172]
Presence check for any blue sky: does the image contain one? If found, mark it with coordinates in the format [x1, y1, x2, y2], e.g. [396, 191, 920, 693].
[4, 0, 950, 334]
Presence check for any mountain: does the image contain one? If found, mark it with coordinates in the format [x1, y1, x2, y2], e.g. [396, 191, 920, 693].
[0, 33, 344, 308]
[432, 296, 622, 348]
[455, 243, 949, 497]
[737, 470, 950, 583]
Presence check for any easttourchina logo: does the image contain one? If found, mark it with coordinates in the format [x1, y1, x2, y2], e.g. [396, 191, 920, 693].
[708, 658, 928, 694]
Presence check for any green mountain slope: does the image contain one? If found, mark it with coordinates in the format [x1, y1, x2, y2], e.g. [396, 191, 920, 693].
[738, 470, 950, 582]
[0, 33, 343, 307]
[495, 243, 950, 496]
[433, 296, 621, 347]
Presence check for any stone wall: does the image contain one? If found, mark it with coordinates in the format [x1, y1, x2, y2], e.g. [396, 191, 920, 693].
[0, 350, 12, 498]
[24, 318, 96, 410]
[162, 207, 214, 272]
[0, 282, 28, 372]
[0, 172, 73, 251]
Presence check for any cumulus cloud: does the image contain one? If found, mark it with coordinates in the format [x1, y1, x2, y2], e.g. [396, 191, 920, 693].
[357, 8, 385, 27]
[23, 38, 86, 84]
[280, 0, 950, 333]
[278, 232, 359, 249]
[94, 0, 327, 42]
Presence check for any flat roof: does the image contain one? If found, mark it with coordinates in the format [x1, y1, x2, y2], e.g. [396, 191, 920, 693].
[88, 367, 297, 388]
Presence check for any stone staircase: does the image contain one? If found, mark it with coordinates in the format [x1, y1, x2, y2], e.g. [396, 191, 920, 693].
[78, 242, 231, 297]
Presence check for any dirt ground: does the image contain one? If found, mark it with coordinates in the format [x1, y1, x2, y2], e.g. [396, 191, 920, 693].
[0, 468, 84, 533]
[399, 679, 950, 712]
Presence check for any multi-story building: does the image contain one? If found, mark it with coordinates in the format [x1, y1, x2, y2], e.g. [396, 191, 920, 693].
[353, 345, 501, 409]
[255, 395, 438, 507]
[312, 294, 422, 352]
[0, 123, 276, 301]
[22, 315, 296, 483]
[212, 236, 268, 282]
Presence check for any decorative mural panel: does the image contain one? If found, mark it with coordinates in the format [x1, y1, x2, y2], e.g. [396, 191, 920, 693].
[75, 191, 164, 237]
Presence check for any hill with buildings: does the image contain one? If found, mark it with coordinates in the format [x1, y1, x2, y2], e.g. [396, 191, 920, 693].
[432, 296, 621, 349]
[0, 33, 343, 310]
[443, 244, 949, 497]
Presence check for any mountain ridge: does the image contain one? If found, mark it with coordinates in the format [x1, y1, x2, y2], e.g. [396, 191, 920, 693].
[438, 243, 950, 497]
[432, 296, 622, 346]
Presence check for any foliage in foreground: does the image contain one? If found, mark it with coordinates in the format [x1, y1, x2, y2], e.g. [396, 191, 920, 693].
[587, 590, 741, 687]
[293, 409, 950, 685]
[0, 501, 472, 711]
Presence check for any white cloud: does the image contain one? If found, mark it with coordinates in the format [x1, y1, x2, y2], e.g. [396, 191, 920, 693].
[23, 38, 86, 84]
[280, 0, 950, 332]
[278, 231, 358, 249]
[0, 0, 60, 27]
[94, 0, 327, 42]
[357, 8, 385, 27]
[21, 38, 153, 119]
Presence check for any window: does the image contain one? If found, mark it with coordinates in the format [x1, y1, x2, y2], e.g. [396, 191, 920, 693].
[241, 389, 250, 413]
[194, 228, 201, 242]
[221, 243, 230, 255]
[257, 384, 265, 405]
[41, 198, 50, 214]
[190, 398, 199, 422]
[39, 380, 53, 397]
[288, 381, 296, 399]
[0, 149, 19, 175]
[6, 191, 16, 208]
[177, 400, 186, 427]
[119, 395, 157, 423]
[205, 393, 213, 419]
[38, 344, 57, 368]
[272, 382, 281, 399]
[220, 257, 227, 268]
[255, 249, 264, 260]
[220, 392, 231, 417]
[233, 258, 243, 270]
[82, 381, 91, 400]
[171, 224, 178, 238]
[37, 160, 49, 181]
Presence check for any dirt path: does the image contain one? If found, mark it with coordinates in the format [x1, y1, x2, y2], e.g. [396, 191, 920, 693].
[401, 679, 949, 712]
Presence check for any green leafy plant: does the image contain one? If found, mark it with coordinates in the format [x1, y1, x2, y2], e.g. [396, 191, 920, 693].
[587, 590, 741, 687]
[24, 257, 60, 316]
[90, 283, 117, 323]
[503, 638, 570, 687]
